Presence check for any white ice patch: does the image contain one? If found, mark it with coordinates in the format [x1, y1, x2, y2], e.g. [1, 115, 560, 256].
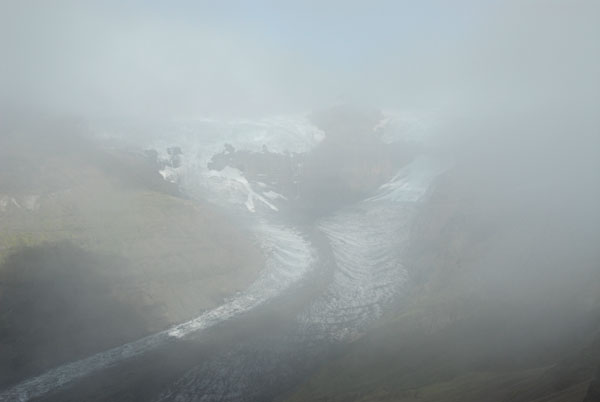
[375, 109, 439, 145]
[158, 166, 179, 183]
[263, 190, 287, 201]
[144, 115, 323, 214]
[367, 156, 448, 203]
[205, 167, 278, 212]
[0, 195, 40, 213]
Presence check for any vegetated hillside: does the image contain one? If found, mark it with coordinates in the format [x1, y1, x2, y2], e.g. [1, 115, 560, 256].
[285, 155, 600, 401]
[0, 117, 263, 386]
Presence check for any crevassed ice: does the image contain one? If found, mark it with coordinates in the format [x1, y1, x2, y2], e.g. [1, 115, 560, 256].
[151, 115, 324, 213]
[299, 156, 446, 340]
[376, 109, 439, 145]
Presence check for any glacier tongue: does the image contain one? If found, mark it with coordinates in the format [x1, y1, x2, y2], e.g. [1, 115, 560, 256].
[299, 156, 446, 340]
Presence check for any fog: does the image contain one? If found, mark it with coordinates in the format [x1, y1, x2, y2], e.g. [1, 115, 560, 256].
[1, 1, 599, 401]
[2, 1, 597, 116]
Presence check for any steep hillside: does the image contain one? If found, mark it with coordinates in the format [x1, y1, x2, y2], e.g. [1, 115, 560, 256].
[0, 119, 263, 386]
[284, 164, 600, 402]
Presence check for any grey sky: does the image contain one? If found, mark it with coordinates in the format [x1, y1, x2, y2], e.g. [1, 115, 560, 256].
[1, 1, 598, 118]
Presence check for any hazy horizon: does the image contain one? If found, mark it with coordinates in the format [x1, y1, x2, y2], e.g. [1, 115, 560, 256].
[1, 1, 598, 120]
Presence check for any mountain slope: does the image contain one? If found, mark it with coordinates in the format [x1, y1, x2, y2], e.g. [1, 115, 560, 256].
[0, 119, 264, 387]
[284, 162, 600, 402]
